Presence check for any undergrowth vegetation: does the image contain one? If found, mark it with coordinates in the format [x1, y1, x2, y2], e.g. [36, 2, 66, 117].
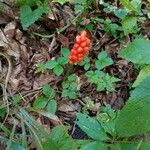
[0, 0, 150, 150]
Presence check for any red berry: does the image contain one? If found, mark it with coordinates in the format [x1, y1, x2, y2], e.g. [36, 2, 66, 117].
[83, 47, 89, 53]
[76, 35, 81, 43]
[71, 49, 78, 55]
[80, 41, 87, 47]
[77, 47, 83, 53]
[86, 39, 91, 46]
[74, 43, 80, 49]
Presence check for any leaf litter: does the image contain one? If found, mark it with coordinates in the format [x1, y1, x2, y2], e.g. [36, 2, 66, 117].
[0, 0, 149, 148]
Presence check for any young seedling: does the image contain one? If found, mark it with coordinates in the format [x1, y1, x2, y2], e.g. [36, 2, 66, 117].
[33, 84, 57, 114]
[36, 48, 69, 76]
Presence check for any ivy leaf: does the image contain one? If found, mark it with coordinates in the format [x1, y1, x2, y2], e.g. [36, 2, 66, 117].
[116, 76, 150, 137]
[53, 64, 64, 76]
[96, 51, 113, 70]
[47, 100, 57, 114]
[119, 38, 150, 64]
[121, 16, 138, 35]
[76, 113, 108, 141]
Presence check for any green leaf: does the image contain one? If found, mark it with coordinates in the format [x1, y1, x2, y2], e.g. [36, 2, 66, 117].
[50, 126, 78, 150]
[43, 84, 55, 99]
[114, 9, 127, 19]
[85, 23, 94, 32]
[116, 76, 150, 137]
[119, 38, 150, 64]
[16, 0, 37, 6]
[75, 4, 84, 14]
[20, 5, 48, 29]
[61, 48, 70, 58]
[84, 63, 90, 71]
[53, 64, 64, 76]
[133, 65, 150, 87]
[68, 91, 77, 99]
[12, 95, 22, 105]
[86, 71, 120, 92]
[96, 51, 113, 70]
[120, 0, 141, 13]
[51, 125, 69, 139]
[57, 57, 68, 65]
[121, 16, 137, 35]
[76, 113, 108, 141]
[45, 60, 58, 69]
[68, 74, 76, 81]
[47, 100, 57, 114]
[33, 96, 47, 109]
[80, 141, 107, 150]
[52, 0, 72, 5]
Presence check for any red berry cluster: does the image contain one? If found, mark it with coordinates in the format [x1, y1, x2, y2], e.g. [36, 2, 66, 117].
[69, 30, 91, 64]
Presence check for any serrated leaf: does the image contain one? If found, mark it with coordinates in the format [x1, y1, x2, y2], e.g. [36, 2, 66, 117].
[96, 51, 113, 70]
[45, 60, 58, 69]
[121, 16, 137, 35]
[119, 38, 150, 64]
[43, 84, 55, 98]
[53, 64, 64, 76]
[76, 113, 108, 141]
[20, 5, 48, 29]
[133, 65, 150, 87]
[57, 57, 68, 65]
[47, 100, 57, 114]
[116, 76, 150, 137]
[33, 96, 47, 109]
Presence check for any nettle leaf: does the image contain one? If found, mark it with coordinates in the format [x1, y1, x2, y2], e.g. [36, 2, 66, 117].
[47, 100, 57, 114]
[43, 84, 55, 99]
[33, 96, 47, 109]
[53, 64, 64, 76]
[96, 51, 113, 70]
[76, 113, 108, 141]
[133, 65, 150, 87]
[121, 16, 138, 35]
[116, 76, 150, 137]
[119, 38, 150, 64]
[80, 141, 107, 150]
[86, 71, 120, 92]
[20, 5, 48, 29]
